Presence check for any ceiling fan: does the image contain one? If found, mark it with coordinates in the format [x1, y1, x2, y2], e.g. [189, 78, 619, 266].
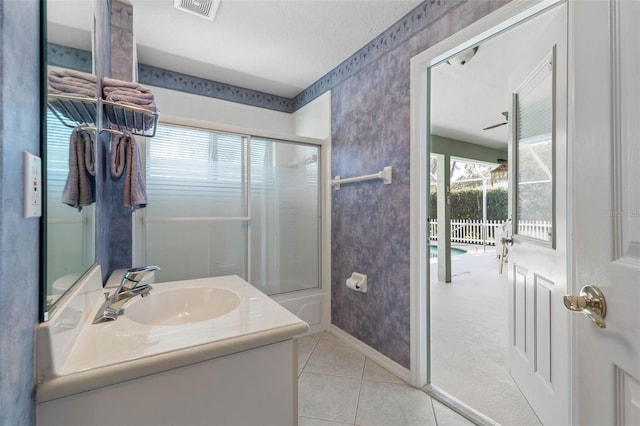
[483, 111, 509, 130]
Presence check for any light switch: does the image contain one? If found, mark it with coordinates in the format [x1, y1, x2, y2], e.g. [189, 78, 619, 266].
[24, 151, 42, 218]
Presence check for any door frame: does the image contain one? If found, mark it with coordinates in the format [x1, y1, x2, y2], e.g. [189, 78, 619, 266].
[408, 0, 569, 421]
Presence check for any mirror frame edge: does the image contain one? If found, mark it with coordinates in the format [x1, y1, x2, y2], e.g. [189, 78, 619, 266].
[39, 0, 48, 322]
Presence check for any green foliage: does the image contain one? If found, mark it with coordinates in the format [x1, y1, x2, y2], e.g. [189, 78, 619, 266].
[430, 188, 508, 221]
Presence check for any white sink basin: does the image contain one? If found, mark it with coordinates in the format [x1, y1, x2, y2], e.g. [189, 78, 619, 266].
[124, 286, 240, 326]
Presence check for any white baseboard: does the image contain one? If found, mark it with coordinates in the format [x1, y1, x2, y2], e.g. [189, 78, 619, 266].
[328, 324, 412, 385]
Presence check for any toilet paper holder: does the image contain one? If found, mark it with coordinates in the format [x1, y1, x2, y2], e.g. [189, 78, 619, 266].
[346, 272, 367, 293]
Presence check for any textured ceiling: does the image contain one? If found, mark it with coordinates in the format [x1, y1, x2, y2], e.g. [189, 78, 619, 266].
[133, 0, 422, 98]
[430, 5, 560, 150]
[47, 0, 421, 98]
[47, 0, 559, 151]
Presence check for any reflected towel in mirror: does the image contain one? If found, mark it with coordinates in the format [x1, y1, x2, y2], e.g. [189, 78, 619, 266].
[61, 129, 95, 210]
[47, 69, 97, 98]
[110, 133, 147, 210]
[47, 70, 98, 124]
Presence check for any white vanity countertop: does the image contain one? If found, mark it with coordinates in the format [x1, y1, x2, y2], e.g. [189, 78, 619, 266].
[36, 274, 308, 403]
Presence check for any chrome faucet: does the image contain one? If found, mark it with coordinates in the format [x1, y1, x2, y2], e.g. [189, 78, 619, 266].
[92, 266, 160, 324]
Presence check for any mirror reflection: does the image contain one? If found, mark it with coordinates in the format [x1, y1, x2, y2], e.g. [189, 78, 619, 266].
[44, 0, 96, 314]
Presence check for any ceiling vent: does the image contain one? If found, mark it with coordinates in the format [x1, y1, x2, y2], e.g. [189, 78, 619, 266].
[174, 0, 221, 21]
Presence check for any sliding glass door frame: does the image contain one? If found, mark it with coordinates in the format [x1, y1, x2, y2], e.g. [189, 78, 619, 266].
[133, 119, 323, 297]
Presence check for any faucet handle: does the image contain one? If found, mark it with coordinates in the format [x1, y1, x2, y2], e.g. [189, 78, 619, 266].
[122, 266, 160, 290]
[126, 265, 160, 275]
[124, 265, 160, 281]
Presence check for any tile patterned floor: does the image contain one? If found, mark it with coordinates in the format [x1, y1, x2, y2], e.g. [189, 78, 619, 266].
[297, 332, 475, 426]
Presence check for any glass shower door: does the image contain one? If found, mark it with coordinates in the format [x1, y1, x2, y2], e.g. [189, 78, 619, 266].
[250, 138, 320, 295]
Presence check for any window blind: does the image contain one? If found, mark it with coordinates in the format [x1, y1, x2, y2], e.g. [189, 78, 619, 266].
[146, 125, 248, 218]
[142, 124, 320, 295]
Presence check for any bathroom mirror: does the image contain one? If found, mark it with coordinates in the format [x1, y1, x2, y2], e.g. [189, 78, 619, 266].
[42, 0, 96, 319]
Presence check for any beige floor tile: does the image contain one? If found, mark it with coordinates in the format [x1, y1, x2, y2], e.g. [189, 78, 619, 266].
[304, 345, 365, 378]
[355, 380, 436, 426]
[298, 332, 323, 348]
[362, 358, 404, 384]
[298, 333, 323, 374]
[298, 330, 480, 426]
[299, 373, 361, 424]
[299, 416, 353, 426]
[430, 400, 476, 426]
[315, 332, 352, 349]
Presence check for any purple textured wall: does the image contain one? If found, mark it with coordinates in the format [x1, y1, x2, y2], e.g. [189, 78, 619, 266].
[95, 0, 136, 281]
[330, 0, 509, 368]
[106, 0, 135, 275]
[0, 1, 41, 424]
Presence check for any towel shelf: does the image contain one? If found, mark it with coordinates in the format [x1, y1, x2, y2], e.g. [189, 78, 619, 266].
[47, 94, 98, 129]
[47, 94, 159, 137]
[101, 99, 159, 137]
[331, 166, 392, 190]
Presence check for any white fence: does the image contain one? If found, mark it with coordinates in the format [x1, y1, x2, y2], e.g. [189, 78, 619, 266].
[429, 219, 552, 246]
[517, 220, 553, 241]
[429, 219, 502, 246]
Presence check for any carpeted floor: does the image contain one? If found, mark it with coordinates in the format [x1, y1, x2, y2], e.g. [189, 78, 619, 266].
[430, 245, 542, 426]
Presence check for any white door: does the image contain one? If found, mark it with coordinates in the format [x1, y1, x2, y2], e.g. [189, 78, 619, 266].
[507, 4, 570, 425]
[570, 0, 640, 424]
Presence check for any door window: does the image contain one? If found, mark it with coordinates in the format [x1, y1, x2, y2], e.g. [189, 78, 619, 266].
[514, 50, 555, 245]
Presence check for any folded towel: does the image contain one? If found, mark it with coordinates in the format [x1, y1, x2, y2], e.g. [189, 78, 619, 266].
[47, 70, 98, 124]
[62, 129, 96, 210]
[48, 82, 97, 99]
[103, 85, 155, 99]
[103, 91, 156, 106]
[110, 133, 147, 210]
[47, 70, 97, 98]
[102, 77, 157, 131]
[102, 77, 150, 92]
[49, 69, 97, 84]
[102, 77, 156, 108]
[48, 73, 96, 88]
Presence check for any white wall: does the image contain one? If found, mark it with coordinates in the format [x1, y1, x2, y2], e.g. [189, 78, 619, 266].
[293, 91, 332, 140]
[152, 85, 332, 141]
[151, 86, 296, 136]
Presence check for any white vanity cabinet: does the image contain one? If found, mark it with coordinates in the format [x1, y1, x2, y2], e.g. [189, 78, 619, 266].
[36, 267, 308, 426]
[38, 339, 298, 426]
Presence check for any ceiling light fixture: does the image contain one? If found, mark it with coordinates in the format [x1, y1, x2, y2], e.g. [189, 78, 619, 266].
[174, 0, 221, 21]
[446, 46, 479, 66]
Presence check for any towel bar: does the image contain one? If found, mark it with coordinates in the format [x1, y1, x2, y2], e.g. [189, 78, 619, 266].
[330, 166, 392, 190]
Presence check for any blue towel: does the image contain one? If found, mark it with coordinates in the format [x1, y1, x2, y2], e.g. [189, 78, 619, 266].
[61, 129, 95, 210]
